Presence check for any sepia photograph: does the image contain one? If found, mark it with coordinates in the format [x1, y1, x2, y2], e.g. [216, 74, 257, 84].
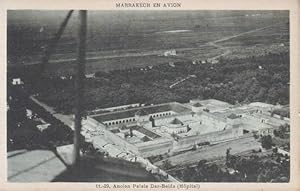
[6, 9, 292, 183]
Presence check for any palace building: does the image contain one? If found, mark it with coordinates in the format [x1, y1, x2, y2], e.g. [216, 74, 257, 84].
[82, 99, 289, 158]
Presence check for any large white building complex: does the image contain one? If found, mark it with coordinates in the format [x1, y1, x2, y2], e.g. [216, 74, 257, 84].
[81, 99, 289, 158]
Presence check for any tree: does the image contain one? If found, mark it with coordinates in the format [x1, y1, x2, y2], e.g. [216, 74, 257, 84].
[226, 148, 231, 163]
[272, 147, 278, 154]
[261, 135, 273, 149]
[162, 159, 173, 170]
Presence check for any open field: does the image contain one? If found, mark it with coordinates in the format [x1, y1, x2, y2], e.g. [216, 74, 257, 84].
[7, 10, 289, 75]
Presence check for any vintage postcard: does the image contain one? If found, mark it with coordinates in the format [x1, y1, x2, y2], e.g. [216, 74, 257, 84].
[0, 0, 299, 190]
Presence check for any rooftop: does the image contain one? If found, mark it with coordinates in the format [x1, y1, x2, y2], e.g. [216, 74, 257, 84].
[170, 118, 183, 125]
[190, 99, 232, 112]
[91, 102, 190, 122]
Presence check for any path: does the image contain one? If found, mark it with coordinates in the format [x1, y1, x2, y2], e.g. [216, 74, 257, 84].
[30, 96, 74, 127]
[205, 22, 284, 62]
[169, 75, 196, 89]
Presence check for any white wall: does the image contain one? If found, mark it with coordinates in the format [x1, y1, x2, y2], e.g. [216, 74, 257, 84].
[136, 139, 173, 158]
[173, 127, 243, 152]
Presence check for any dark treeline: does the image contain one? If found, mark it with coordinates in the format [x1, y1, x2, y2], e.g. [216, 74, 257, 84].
[16, 51, 289, 114]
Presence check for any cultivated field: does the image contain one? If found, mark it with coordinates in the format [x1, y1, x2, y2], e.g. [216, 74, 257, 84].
[7, 10, 289, 76]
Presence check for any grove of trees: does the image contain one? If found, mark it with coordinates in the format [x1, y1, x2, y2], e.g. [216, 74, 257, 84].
[19, 51, 289, 114]
[170, 153, 289, 182]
